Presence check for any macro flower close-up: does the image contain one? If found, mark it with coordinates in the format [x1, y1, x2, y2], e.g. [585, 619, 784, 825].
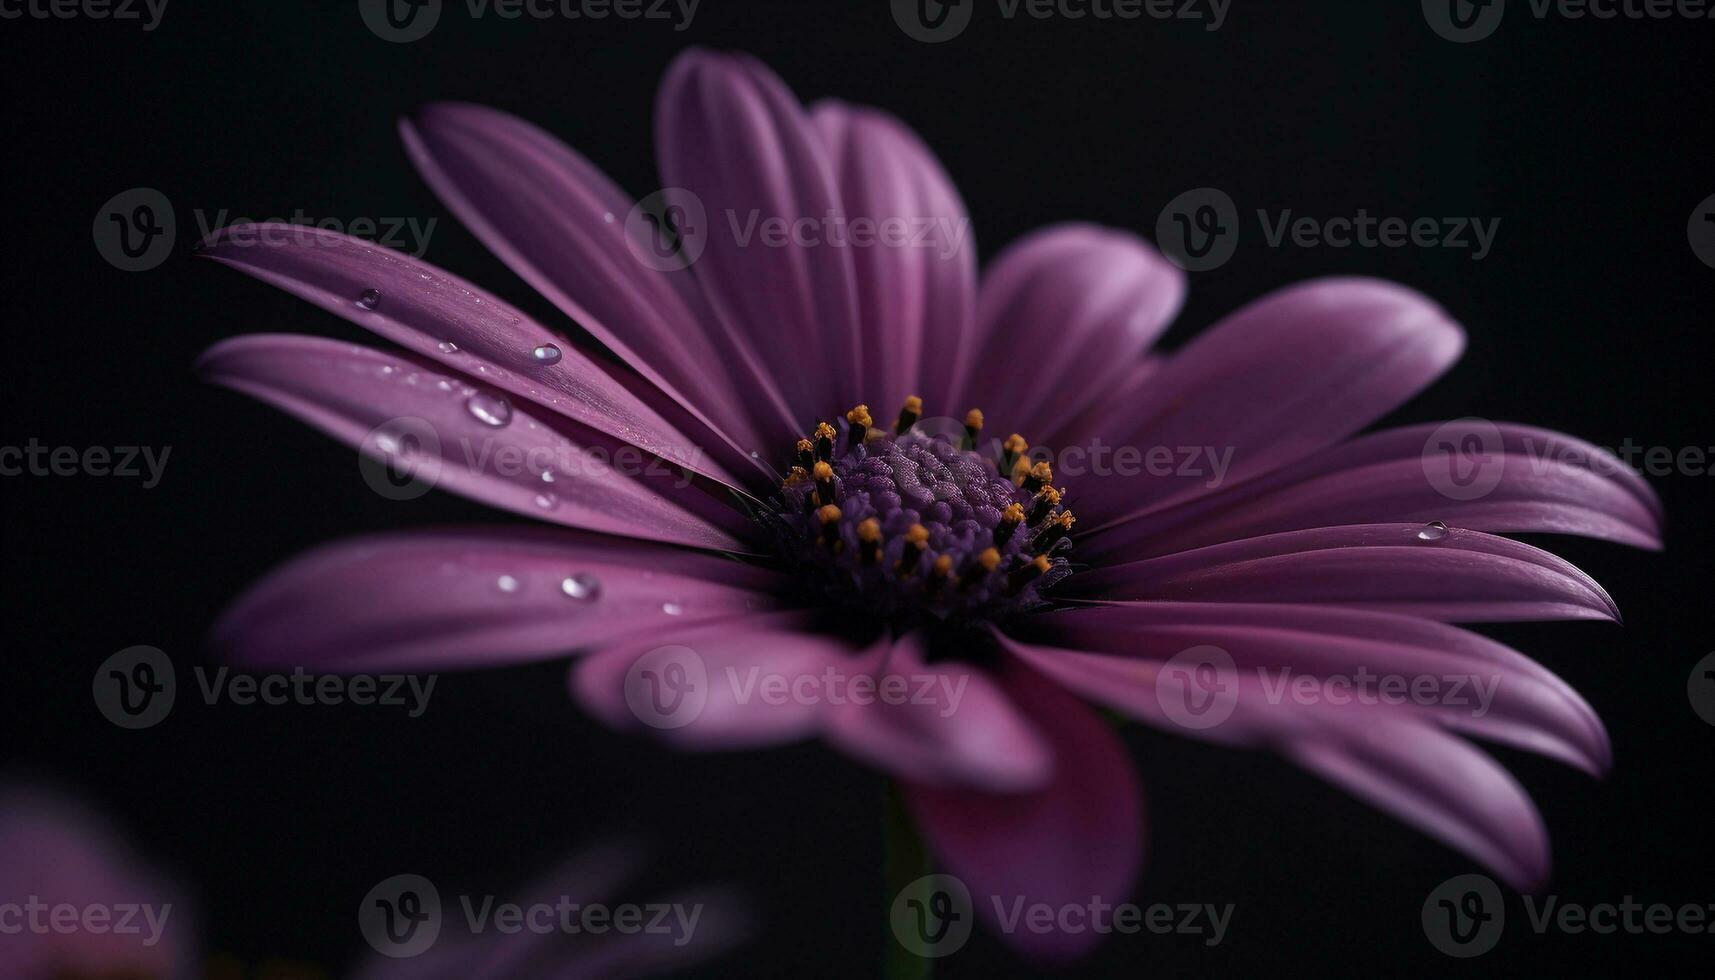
[195, 49, 1657, 963]
[7, 4, 1710, 977]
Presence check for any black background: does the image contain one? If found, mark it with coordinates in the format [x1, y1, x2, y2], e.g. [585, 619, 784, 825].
[3, 0, 1712, 976]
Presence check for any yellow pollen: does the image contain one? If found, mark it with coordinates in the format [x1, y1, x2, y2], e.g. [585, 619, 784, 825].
[974, 547, 1000, 571]
[846, 404, 873, 429]
[817, 504, 842, 524]
[964, 409, 984, 430]
[904, 523, 930, 546]
[813, 461, 833, 480]
[1001, 503, 1024, 524]
[858, 518, 882, 542]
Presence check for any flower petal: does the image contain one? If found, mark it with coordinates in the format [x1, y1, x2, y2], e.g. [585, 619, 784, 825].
[961, 224, 1184, 439]
[197, 223, 746, 488]
[810, 100, 977, 415]
[1078, 278, 1464, 525]
[399, 105, 780, 482]
[569, 616, 853, 750]
[1073, 523, 1620, 623]
[1001, 632, 1551, 890]
[198, 335, 751, 553]
[900, 655, 1143, 963]
[821, 633, 1053, 792]
[1085, 422, 1664, 561]
[656, 49, 864, 424]
[1014, 601, 1607, 774]
[211, 527, 782, 672]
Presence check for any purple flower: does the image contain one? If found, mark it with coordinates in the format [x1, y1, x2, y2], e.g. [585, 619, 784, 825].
[199, 50, 1661, 962]
[0, 785, 196, 980]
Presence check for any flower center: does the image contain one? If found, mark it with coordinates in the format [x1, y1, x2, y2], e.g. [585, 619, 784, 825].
[765, 398, 1076, 627]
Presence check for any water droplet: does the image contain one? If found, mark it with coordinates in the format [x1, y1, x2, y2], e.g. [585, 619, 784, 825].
[531, 344, 563, 365]
[661, 601, 684, 616]
[437, 340, 460, 354]
[356, 288, 381, 310]
[465, 392, 513, 428]
[561, 573, 601, 601]
[1416, 521, 1450, 542]
[533, 491, 558, 510]
[496, 575, 520, 593]
[603, 211, 616, 224]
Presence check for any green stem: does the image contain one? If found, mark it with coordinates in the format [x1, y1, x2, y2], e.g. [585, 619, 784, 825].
[883, 782, 934, 980]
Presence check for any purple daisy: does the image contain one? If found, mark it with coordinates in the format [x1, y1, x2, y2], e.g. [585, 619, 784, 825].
[0, 785, 196, 980]
[198, 50, 1660, 962]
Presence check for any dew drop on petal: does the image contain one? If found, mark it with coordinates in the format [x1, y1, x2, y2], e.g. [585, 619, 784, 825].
[561, 573, 601, 601]
[533, 491, 558, 510]
[437, 340, 460, 354]
[356, 288, 381, 311]
[531, 344, 563, 365]
[465, 392, 513, 428]
[539, 470, 557, 484]
[1416, 521, 1450, 542]
[661, 601, 684, 616]
[496, 574, 521, 593]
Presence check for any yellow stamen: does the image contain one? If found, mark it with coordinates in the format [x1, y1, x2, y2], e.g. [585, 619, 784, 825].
[896, 395, 923, 434]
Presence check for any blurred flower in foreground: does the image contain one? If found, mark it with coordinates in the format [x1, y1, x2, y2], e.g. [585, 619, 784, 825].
[0, 783, 196, 980]
[200, 48, 1660, 962]
[0, 783, 744, 979]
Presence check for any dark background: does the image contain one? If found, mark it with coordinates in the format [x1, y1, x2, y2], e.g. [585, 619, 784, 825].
[3, 1, 1712, 976]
